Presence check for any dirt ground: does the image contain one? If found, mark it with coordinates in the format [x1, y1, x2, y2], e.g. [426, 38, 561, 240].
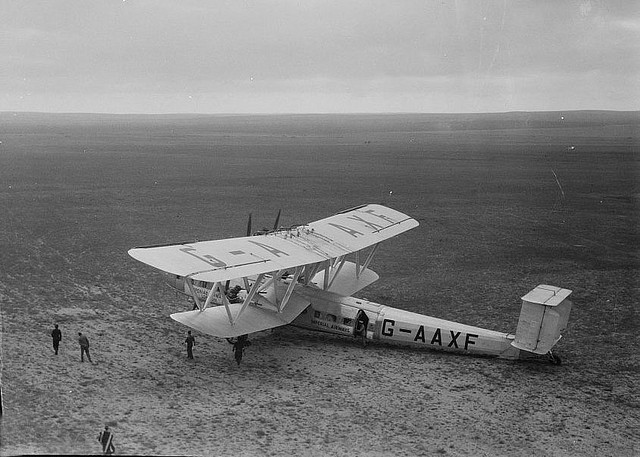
[0, 111, 638, 456]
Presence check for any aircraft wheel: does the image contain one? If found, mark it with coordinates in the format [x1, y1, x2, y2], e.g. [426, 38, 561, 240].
[548, 352, 562, 365]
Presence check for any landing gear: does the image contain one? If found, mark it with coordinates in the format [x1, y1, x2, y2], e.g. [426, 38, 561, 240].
[547, 351, 562, 365]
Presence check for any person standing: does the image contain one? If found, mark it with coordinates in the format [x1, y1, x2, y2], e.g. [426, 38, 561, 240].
[355, 319, 368, 348]
[51, 324, 62, 355]
[97, 425, 115, 455]
[230, 334, 251, 365]
[184, 330, 195, 359]
[78, 332, 92, 363]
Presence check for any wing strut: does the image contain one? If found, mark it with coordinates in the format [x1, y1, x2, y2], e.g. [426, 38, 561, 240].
[185, 278, 203, 310]
[303, 262, 322, 286]
[322, 260, 331, 290]
[213, 282, 234, 323]
[233, 273, 265, 324]
[203, 282, 222, 311]
[327, 256, 347, 289]
[259, 270, 287, 305]
[186, 277, 226, 314]
[278, 266, 303, 312]
[356, 243, 380, 278]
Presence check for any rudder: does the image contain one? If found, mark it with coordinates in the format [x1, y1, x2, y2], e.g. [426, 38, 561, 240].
[512, 285, 572, 355]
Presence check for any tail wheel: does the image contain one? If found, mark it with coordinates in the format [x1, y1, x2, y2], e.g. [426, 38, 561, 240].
[547, 351, 562, 365]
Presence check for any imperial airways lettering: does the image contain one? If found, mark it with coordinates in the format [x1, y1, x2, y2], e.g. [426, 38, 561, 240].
[381, 319, 478, 350]
[311, 319, 351, 334]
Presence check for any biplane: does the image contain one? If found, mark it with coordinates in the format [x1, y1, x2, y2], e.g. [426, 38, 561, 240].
[129, 204, 572, 363]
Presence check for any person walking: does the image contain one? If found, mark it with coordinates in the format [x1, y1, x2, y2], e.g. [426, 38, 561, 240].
[97, 425, 115, 455]
[230, 334, 251, 365]
[51, 324, 62, 355]
[183, 330, 196, 359]
[78, 332, 92, 363]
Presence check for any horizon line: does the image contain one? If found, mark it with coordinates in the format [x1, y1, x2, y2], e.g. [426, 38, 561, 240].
[1, 109, 638, 117]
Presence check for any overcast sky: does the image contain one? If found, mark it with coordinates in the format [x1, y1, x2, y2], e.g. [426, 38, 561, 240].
[2, 0, 638, 114]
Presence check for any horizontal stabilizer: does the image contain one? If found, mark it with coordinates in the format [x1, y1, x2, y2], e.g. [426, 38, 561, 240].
[170, 294, 310, 338]
[520, 284, 572, 307]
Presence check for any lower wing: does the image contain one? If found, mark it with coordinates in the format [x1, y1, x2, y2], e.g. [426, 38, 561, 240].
[170, 293, 311, 338]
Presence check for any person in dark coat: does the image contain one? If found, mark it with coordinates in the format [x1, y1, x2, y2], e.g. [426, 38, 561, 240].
[51, 324, 62, 355]
[184, 331, 196, 359]
[78, 332, 92, 363]
[229, 334, 252, 365]
[355, 318, 368, 348]
[97, 425, 115, 455]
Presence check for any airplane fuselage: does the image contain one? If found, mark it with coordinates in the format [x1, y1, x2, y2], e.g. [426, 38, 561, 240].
[291, 289, 522, 360]
[167, 276, 558, 362]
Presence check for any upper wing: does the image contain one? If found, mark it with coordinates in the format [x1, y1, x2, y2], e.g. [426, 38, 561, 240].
[128, 204, 418, 283]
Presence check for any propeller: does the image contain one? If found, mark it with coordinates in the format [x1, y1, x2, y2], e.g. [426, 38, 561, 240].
[246, 209, 282, 236]
[273, 209, 281, 231]
[229, 209, 283, 294]
[246, 212, 253, 237]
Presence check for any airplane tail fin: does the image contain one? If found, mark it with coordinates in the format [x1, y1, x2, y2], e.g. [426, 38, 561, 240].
[511, 285, 572, 355]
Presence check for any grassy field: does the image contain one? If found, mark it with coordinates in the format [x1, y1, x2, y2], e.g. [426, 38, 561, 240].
[0, 111, 638, 455]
